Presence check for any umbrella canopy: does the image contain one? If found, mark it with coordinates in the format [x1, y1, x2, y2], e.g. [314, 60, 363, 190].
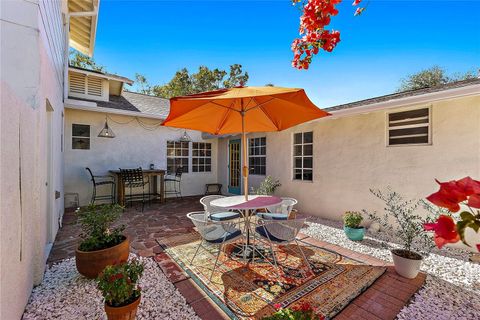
[162, 86, 330, 199]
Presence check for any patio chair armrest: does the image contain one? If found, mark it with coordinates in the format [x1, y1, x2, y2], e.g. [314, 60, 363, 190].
[94, 175, 115, 180]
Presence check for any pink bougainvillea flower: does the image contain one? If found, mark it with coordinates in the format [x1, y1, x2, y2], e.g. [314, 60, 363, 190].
[424, 215, 461, 248]
[468, 193, 480, 209]
[352, 0, 362, 6]
[426, 179, 468, 212]
[456, 176, 480, 195]
[354, 7, 365, 16]
[273, 303, 282, 310]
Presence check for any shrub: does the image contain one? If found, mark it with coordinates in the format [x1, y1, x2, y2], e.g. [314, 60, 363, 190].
[363, 188, 435, 258]
[343, 211, 363, 228]
[77, 204, 125, 252]
[97, 259, 144, 307]
[256, 176, 282, 195]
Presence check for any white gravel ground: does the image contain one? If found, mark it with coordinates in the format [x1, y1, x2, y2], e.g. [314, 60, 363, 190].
[304, 218, 480, 320]
[23, 256, 200, 320]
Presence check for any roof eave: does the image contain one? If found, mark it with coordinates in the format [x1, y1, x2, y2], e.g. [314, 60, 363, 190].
[68, 0, 100, 57]
[324, 83, 480, 119]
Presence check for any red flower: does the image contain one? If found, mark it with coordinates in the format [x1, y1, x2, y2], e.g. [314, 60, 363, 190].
[456, 177, 480, 196]
[273, 303, 282, 310]
[424, 215, 460, 248]
[352, 0, 362, 5]
[426, 179, 467, 212]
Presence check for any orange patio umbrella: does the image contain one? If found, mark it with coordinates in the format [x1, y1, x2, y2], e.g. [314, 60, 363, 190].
[162, 86, 330, 200]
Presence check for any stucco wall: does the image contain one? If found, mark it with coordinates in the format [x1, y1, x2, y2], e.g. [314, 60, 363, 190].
[1, 1, 65, 319]
[218, 95, 480, 219]
[64, 109, 219, 206]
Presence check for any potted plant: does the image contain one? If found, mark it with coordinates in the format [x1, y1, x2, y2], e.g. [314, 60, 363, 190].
[262, 302, 322, 320]
[255, 176, 282, 196]
[75, 204, 129, 278]
[343, 211, 365, 241]
[364, 188, 434, 279]
[97, 259, 144, 320]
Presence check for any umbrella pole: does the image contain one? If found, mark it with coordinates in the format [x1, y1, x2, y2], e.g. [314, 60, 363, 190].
[241, 110, 249, 201]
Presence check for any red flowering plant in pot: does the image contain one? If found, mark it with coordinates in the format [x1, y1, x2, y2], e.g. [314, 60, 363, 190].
[424, 177, 480, 254]
[262, 302, 324, 320]
[97, 259, 144, 320]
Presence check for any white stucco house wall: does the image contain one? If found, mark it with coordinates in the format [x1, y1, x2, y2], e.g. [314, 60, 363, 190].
[216, 79, 480, 220]
[64, 67, 219, 207]
[0, 1, 99, 318]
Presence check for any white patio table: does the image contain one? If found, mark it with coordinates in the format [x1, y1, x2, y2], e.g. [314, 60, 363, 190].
[210, 195, 282, 260]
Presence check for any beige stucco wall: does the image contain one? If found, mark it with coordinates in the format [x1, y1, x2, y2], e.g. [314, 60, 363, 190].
[1, 1, 66, 319]
[64, 109, 219, 206]
[218, 95, 480, 220]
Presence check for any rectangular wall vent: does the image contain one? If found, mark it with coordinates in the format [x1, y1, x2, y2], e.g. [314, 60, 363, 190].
[87, 76, 103, 96]
[69, 72, 86, 94]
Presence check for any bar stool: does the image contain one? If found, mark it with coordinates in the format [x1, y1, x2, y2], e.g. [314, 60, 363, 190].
[85, 168, 116, 205]
[164, 167, 183, 200]
[119, 167, 149, 211]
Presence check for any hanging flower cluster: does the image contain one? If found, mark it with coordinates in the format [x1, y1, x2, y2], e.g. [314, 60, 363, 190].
[424, 177, 480, 252]
[291, 0, 365, 69]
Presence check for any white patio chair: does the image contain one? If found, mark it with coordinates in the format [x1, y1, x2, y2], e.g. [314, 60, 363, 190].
[253, 218, 312, 277]
[187, 212, 245, 281]
[200, 195, 241, 222]
[256, 197, 298, 220]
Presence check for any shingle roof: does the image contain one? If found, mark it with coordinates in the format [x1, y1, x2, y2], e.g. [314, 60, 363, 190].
[70, 91, 170, 118]
[97, 92, 170, 118]
[324, 78, 480, 112]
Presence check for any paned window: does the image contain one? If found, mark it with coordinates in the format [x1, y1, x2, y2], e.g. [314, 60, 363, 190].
[167, 141, 189, 173]
[192, 142, 212, 172]
[72, 124, 90, 150]
[293, 132, 313, 181]
[249, 137, 266, 175]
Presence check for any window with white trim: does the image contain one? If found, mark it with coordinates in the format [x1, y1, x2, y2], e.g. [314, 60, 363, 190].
[249, 137, 266, 175]
[192, 142, 212, 172]
[293, 132, 313, 181]
[388, 108, 430, 146]
[72, 124, 90, 150]
[167, 141, 189, 173]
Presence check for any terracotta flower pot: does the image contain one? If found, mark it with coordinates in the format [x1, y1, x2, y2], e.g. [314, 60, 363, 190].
[75, 237, 130, 278]
[391, 249, 423, 279]
[105, 295, 141, 320]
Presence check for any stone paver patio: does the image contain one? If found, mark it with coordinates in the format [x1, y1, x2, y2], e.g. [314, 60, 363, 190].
[48, 197, 426, 320]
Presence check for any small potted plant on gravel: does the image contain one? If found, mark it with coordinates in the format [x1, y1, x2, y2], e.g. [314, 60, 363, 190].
[364, 188, 434, 279]
[343, 211, 365, 241]
[97, 259, 144, 320]
[75, 204, 129, 278]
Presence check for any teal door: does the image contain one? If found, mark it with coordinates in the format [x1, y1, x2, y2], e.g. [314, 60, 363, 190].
[228, 139, 241, 194]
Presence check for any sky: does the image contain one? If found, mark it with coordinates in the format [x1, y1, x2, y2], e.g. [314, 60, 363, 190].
[92, 0, 480, 107]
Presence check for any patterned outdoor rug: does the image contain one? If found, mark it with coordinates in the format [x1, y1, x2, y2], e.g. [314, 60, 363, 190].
[157, 233, 386, 320]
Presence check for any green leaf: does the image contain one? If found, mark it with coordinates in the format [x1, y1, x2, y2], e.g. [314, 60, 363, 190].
[456, 220, 473, 247]
[460, 211, 475, 222]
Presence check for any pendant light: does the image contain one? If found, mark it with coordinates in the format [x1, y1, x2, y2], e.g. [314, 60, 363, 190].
[179, 130, 191, 142]
[98, 115, 116, 138]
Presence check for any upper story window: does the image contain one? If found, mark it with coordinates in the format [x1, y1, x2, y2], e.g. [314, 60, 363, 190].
[72, 124, 90, 150]
[167, 141, 189, 173]
[192, 142, 212, 172]
[68, 71, 107, 101]
[249, 137, 266, 175]
[388, 108, 431, 146]
[293, 132, 313, 181]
